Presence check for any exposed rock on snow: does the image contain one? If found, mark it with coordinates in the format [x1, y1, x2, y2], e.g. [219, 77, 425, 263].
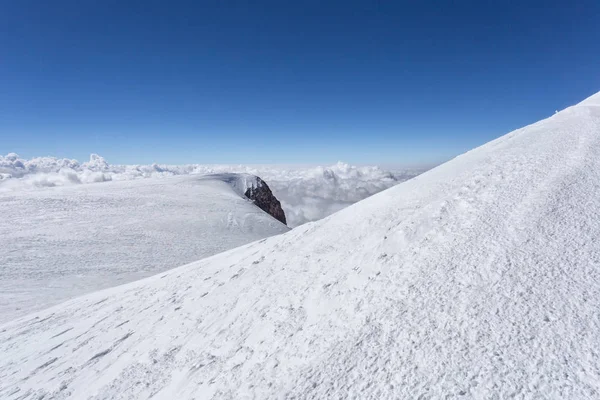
[201, 173, 287, 224]
[244, 177, 287, 225]
[2, 92, 600, 399]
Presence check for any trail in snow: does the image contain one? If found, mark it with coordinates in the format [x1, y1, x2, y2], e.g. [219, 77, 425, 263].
[1, 93, 600, 399]
[0, 174, 288, 323]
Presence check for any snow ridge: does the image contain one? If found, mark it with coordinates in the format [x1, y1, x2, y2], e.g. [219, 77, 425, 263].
[207, 173, 264, 198]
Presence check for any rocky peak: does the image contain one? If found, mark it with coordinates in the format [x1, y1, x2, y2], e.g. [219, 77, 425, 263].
[244, 177, 287, 225]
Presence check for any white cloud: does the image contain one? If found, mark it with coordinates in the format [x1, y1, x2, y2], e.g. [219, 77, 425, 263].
[0, 153, 426, 226]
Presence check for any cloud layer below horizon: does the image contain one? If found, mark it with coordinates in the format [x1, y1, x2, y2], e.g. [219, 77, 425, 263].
[0, 153, 426, 227]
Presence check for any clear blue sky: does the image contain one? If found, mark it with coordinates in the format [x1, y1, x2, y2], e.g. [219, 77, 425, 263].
[1, 0, 599, 165]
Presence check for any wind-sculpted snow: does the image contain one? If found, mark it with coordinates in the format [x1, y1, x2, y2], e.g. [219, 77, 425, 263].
[0, 154, 425, 227]
[0, 174, 288, 323]
[2, 92, 600, 399]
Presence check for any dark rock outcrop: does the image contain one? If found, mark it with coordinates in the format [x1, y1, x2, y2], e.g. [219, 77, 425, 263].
[244, 178, 287, 225]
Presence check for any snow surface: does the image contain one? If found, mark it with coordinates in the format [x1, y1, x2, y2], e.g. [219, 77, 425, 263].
[2, 92, 600, 399]
[0, 155, 424, 227]
[0, 173, 288, 324]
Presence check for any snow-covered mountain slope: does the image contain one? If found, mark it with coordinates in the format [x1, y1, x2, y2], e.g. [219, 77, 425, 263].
[0, 174, 288, 323]
[2, 92, 600, 399]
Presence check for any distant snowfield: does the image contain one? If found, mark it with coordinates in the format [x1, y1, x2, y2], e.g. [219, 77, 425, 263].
[0, 174, 288, 323]
[0, 155, 426, 227]
[2, 92, 600, 399]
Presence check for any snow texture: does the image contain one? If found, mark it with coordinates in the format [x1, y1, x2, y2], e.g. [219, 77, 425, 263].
[0, 174, 288, 323]
[2, 92, 600, 399]
[0, 155, 424, 227]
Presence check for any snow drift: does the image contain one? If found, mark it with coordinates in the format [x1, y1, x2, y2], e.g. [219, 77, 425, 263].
[2, 91, 600, 399]
[0, 154, 424, 227]
[0, 174, 288, 324]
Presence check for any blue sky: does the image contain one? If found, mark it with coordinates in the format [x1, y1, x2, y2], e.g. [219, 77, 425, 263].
[1, 0, 599, 165]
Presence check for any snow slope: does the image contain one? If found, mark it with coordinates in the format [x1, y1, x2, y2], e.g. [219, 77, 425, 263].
[0, 173, 288, 324]
[2, 92, 600, 399]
